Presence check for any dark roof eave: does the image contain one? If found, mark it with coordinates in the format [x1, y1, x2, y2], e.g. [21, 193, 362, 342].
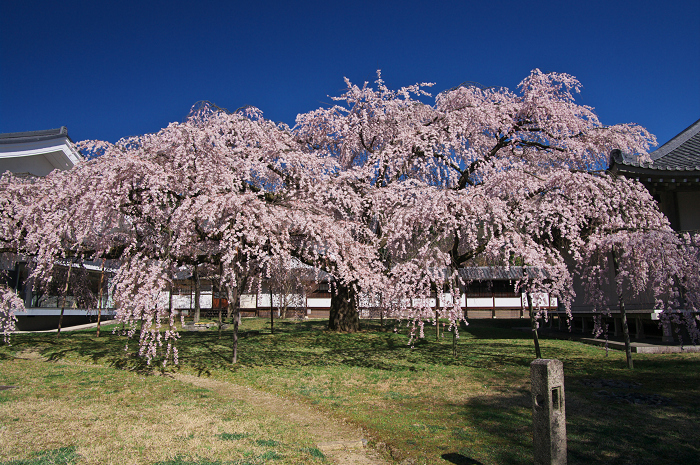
[458, 266, 553, 281]
[613, 164, 700, 178]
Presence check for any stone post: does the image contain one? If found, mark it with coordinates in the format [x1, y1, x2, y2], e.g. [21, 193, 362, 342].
[531, 359, 567, 465]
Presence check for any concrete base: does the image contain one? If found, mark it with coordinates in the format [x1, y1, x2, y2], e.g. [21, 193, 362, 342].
[13, 318, 115, 333]
[576, 337, 700, 354]
[15, 315, 110, 331]
[530, 327, 700, 354]
[515, 324, 700, 354]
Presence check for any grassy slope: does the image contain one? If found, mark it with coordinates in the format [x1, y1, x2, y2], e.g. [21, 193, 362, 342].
[1, 318, 699, 464]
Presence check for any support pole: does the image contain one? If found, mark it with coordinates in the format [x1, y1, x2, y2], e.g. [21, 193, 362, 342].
[528, 293, 542, 359]
[96, 259, 105, 337]
[57, 262, 72, 337]
[269, 285, 274, 335]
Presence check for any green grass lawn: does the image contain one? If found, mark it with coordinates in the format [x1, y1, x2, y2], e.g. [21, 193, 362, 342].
[0, 344, 327, 465]
[1, 318, 699, 464]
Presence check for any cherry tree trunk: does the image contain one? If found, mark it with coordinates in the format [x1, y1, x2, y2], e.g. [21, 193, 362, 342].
[269, 286, 274, 335]
[527, 293, 542, 359]
[452, 328, 457, 358]
[226, 284, 240, 364]
[225, 273, 246, 323]
[328, 281, 359, 332]
[618, 297, 634, 369]
[218, 307, 223, 339]
[96, 260, 105, 337]
[435, 310, 440, 341]
[193, 262, 201, 323]
[281, 299, 288, 319]
[612, 248, 634, 369]
[214, 271, 223, 339]
[56, 262, 72, 337]
[167, 283, 175, 344]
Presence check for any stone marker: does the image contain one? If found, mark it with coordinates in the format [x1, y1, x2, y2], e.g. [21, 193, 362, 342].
[531, 359, 566, 465]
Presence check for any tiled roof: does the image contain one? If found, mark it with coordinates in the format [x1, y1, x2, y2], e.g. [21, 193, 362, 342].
[612, 118, 700, 173]
[650, 118, 700, 169]
[0, 127, 72, 144]
[458, 266, 552, 281]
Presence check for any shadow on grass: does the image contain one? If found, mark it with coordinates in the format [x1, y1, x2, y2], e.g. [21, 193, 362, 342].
[4, 332, 161, 375]
[0, 319, 679, 381]
[441, 453, 484, 465]
[3, 319, 561, 375]
[564, 376, 700, 465]
[450, 391, 532, 465]
[446, 363, 700, 465]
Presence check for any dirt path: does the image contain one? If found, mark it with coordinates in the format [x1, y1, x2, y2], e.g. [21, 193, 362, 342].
[175, 374, 391, 465]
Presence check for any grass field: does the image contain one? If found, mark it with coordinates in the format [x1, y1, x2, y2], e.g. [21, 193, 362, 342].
[1, 318, 699, 464]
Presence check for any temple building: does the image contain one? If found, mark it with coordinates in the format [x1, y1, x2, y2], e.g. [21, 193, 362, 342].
[0, 127, 112, 330]
[566, 118, 700, 342]
[610, 118, 700, 233]
[0, 127, 82, 176]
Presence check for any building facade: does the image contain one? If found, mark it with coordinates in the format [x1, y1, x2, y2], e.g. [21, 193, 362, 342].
[569, 118, 700, 341]
[0, 128, 115, 330]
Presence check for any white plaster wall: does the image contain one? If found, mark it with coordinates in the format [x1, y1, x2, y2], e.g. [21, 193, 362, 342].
[167, 292, 212, 309]
[466, 297, 493, 308]
[495, 297, 523, 308]
[240, 294, 257, 308]
[307, 297, 331, 308]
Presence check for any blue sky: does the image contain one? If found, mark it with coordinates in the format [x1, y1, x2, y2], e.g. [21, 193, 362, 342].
[1, 0, 698, 148]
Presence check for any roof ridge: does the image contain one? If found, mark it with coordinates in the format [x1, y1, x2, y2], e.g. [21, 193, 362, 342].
[0, 127, 67, 138]
[0, 127, 72, 145]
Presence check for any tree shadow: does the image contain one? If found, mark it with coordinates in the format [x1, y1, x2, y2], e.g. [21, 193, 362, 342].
[563, 374, 700, 464]
[447, 371, 700, 465]
[167, 319, 543, 373]
[441, 453, 484, 465]
[449, 391, 533, 465]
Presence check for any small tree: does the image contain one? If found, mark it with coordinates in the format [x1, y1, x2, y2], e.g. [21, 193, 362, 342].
[267, 258, 306, 319]
[0, 282, 24, 342]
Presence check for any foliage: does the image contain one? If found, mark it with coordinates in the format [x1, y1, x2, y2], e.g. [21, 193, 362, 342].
[294, 69, 678, 337]
[0, 285, 23, 342]
[1, 69, 698, 361]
